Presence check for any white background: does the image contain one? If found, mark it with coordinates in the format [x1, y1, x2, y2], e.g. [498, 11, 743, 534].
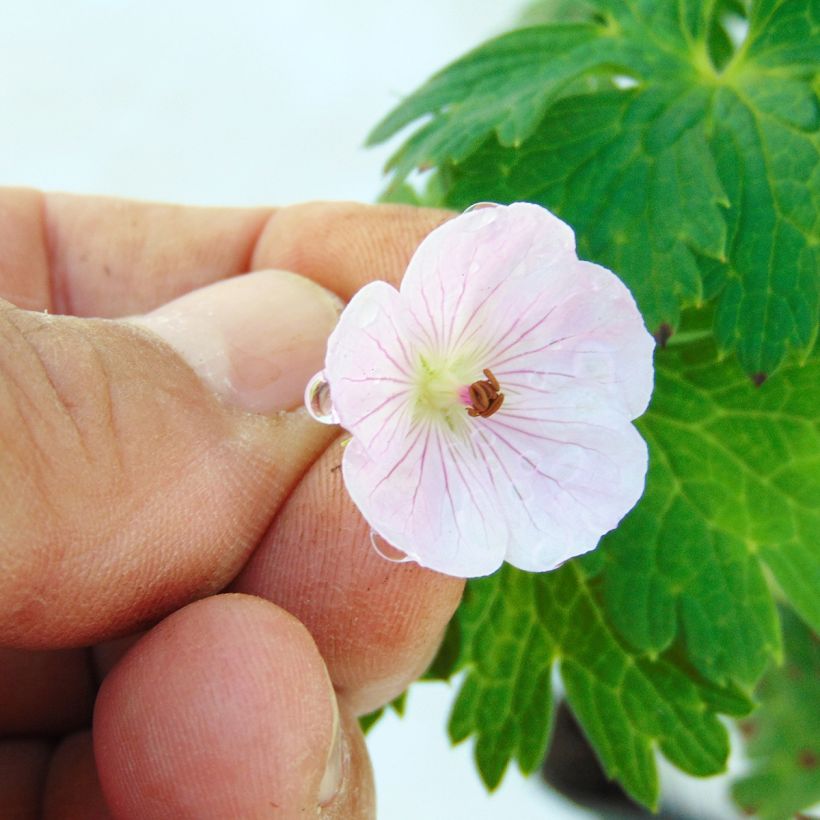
[1, 0, 515, 207]
[1, 2, 746, 817]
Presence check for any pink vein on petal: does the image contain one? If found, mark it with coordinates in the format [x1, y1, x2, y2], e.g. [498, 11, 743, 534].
[487, 426, 563, 490]
[445, 248, 475, 347]
[363, 332, 412, 377]
[492, 334, 576, 369]
[494, 381, 556, 398]
[368, 424, 427, 499]
[348, 389, 408, 431]
[385, 312, 415, 371]
[473, 426, 539, 528]
[438, 255, 448, 346]
[409, 424, 433, 519]
[448, 277, 508, 354]
[497, 413, 623, 433]
[420, 282, 442, 350]
[496, 368, 576, 379]
[465, 429, 494, 488]
[368, 299, 414, 370]
[485, 425, 604, 517]
[472, 304, 558, 366]
[434, 428, 461, 540]
[365, 397, 412, 452]
[486, 311, 564, 364]
[444, 433, 493, 544]
[407, 305, 436, 350]
[486, 417, 605, 457]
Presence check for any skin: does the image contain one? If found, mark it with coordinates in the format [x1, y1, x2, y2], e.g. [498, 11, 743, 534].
[0, 190, 464, 818]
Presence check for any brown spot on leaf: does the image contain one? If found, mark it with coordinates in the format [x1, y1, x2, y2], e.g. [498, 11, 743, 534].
[654, 322, 673, 348]
[750, 372, 767, 387]
[739, 720, 757, 739]
[786, 663, 803, 681]
[798, 749, 818, 769]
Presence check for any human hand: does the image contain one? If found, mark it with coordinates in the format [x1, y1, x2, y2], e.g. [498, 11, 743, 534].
[0, 191, 463, 818]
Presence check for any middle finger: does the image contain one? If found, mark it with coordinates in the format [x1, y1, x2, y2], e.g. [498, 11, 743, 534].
[232, 438, 464, 716]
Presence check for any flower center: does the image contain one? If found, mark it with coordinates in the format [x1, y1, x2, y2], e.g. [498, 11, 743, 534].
[411, 353, 475, 429]
[411, 355, 504, 430]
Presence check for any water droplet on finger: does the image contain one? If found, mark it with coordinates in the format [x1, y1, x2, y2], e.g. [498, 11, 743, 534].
[305, 371, 339, 424]
[464, 201, 501, 213]
[369, 530, 412, 564]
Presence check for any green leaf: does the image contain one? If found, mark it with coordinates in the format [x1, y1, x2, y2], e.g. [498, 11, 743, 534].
[449, 562, 753, 808]
[368, 0, 820, 806]
[370, 0, 820, 375]
[448, 569, 555, 790]
[358, 691, 410, 734]
[359, 707, 384, 734]
[366, 23, 614, 170]
[446, 336, 819, 806]
[598, 334, 820, 685]
[707, 0, 746, 72]
[732, 608, 820, 819]
[518, 0, 606, 27]
[376, 181, 422, 206]
[441, 89, 728, 349]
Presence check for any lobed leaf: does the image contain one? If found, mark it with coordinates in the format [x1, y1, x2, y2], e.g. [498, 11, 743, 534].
[443, 336, 819, 806]
[597, 336, 820, 684]
[369, 0, 820, 807]
[449, 560, 752, 807]
[371, 0, 820, 375]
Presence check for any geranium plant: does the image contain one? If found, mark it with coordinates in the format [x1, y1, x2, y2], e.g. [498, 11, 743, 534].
[352, 1, 819, 815]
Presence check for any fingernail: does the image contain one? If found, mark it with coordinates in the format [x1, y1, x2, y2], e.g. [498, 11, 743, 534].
[318, 697, 345, 806]
[130, 270, 342, 413]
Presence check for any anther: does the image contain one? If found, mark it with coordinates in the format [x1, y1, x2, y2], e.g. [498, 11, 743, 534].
[466, 368, 504, 418]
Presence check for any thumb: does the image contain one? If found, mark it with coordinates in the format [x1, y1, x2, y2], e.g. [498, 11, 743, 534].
[0, 270, 341, 649]
[94, 595, 375, 819]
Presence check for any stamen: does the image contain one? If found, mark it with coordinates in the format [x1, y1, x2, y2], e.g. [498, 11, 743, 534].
[466, 368, 504, 418]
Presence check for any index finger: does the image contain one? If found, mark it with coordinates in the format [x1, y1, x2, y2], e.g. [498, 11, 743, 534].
[0, 189, 451, 317]
[252, 201, 453, 298]
[0, 188, 271, 315]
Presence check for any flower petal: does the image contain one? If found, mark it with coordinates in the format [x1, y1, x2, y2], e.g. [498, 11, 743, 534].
[478, 405, 648, 571]
[399, 203, 653, 419]
[321, 202, 655, 579]
[399, 203, 576, 359]
[488, 258, 655, 420]
[341, 423, 508, 577]
[341, 398, 647, 576]
[324, 281, 417, 459]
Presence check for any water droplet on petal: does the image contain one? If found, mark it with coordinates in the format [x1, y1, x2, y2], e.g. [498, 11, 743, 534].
[305, 371, 339, 425]
[463, 201, 501, 213]
[369, 530, 412, 564]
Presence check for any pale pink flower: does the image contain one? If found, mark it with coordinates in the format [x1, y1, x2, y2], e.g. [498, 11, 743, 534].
[308, 203, 654, 578]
